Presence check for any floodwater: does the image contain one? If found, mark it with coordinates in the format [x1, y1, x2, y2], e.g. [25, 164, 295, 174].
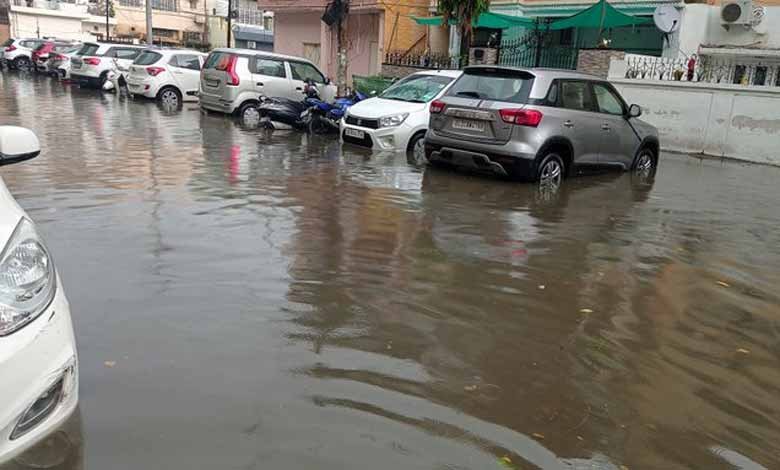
[1, 71, 779, 470]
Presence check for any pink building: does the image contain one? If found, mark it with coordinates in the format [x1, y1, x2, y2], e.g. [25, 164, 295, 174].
[257, 0, 386, 85]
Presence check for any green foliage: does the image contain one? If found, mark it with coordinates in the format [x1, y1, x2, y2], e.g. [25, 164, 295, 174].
[436, 0, 491, 35]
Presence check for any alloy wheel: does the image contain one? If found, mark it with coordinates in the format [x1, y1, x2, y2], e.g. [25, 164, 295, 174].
[539, 158, 562, 190]
[161, 89, 179, 108]
[412, 138, 426, 165]
[242, 106, 261, 125]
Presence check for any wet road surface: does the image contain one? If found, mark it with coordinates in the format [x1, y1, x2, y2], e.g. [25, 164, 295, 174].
[1, 71, 779, 470]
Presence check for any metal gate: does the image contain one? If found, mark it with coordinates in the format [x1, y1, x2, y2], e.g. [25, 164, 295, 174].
[499, 34, 578, 70]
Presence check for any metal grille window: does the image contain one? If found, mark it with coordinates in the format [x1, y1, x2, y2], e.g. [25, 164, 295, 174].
[118, 0, 142, 6]
[153, 28, 177, 38]
[182, 31, 201, 43]
[237, 7, 264, 26]
[152, 0, 176, 11]
[0, 0, 9, 25]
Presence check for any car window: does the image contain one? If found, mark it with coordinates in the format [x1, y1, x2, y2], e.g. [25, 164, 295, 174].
[204, 52, 230, 70]
[21, 40, 42, 49]
[447, 68, 534, 104]
[253, 57, 286, 78]
[560, 81, 594, 112]
[113, 48, 141, 60]
[76, 44, 100, 56]
[379, 75, 453, 103]
[289, 61, 325, 83]
[134, 51, 162, 66]
[33, 43, 51, 52]
[173, 54, 201, 71]
[593, 83, 625, 116]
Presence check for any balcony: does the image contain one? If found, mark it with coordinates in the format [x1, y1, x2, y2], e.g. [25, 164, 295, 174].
[10, 0, 100, 18]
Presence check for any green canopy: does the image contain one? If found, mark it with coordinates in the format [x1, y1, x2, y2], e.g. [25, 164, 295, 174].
[413, 11, 535, 29]
[548, 0, 652, 30]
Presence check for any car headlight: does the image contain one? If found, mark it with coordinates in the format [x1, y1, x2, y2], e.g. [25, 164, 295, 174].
[0, 218, 56, 336]
[379, 113, 409, 128]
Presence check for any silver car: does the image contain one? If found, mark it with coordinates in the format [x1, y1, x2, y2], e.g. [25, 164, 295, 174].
[200, 48, 336, 121]
[425, 67, 659, 187]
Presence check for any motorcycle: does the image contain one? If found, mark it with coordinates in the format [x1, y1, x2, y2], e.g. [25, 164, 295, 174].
[255, 96, 313, 131]
[304, 81, 367, 134]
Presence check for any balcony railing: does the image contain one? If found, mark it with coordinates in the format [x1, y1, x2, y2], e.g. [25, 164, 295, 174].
[152, 0, 175, 11]
[623, 55, 780, 88]
[384, 50, 456, 70]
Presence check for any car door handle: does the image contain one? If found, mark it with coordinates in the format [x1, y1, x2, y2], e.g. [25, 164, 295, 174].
[256, 82, 264, 87]
[295, 87, 303, 91]
[563, 120, 574, 128]
[601, 123, 611, 130]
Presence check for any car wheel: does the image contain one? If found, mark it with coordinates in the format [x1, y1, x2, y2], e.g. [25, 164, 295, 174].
[158, 87, 182, 108]
[536, 153, 564, 191]
[13, 56, 31, 71]
[406, 132, 427, 166]
[239, 102, 261, 126]
[632, 148, 657, 180]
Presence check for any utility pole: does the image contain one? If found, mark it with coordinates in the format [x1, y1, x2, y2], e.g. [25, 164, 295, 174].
[226, 0, 232, 47]
[145, 0, 153, 45]
[105, 0, 109, 41]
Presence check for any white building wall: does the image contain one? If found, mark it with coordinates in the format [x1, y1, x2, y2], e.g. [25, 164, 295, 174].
[9, 5, 116, 40]
[611, 78, 780, 166]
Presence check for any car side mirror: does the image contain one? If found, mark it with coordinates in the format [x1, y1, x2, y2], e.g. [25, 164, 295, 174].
[325, 77, 332, 85]
[628, 104, 642, 118]
[0, 126, 40, 166]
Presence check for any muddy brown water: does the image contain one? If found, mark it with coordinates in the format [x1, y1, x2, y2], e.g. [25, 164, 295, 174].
[1, 71, 779, 470]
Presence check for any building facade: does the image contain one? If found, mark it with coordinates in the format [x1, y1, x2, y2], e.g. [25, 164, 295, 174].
[5, 0, 116, 42]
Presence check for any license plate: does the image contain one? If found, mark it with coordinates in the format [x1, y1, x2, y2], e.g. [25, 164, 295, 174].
[345, 128, 365, 139]
[452, 119, 485, 132]
[205, 79, 219, 87]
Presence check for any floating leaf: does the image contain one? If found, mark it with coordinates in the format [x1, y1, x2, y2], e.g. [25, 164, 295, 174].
[104, 361, 116, 368]
[736, 348, 750, 354]
[579, 308, 593, 314]
[538, 285, 546, 290]
[464, 384, 478, 392]
[717, 281, 730, 288]
[532, 432, 545, 440]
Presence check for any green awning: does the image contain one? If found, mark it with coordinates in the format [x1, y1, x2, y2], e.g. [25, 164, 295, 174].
[548, 0, 652, 30]
[412, 12, 535, 29]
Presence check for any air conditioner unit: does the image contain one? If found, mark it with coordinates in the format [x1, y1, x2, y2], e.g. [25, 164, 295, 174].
[721, 0, 752, 29]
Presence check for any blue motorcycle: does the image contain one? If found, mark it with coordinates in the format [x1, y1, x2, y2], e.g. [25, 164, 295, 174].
[305, 80, 367, 135]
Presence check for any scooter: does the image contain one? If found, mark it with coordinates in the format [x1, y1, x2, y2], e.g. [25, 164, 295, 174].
[256, 96, 313, 131]
[305, 81, 367, 134]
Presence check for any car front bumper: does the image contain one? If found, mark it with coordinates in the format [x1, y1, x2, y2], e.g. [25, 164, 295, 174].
[340, 120, 417, 151]
[0, 279, 79, 464]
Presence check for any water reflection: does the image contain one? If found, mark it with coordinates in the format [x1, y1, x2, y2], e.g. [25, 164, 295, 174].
[1, 70, 779, 469]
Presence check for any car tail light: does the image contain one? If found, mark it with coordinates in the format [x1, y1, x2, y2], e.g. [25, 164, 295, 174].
[5, 45, 16, 52]
[146, 66, 165, 77]
[430, 100, 445, 114]
[52, 53, 66, 61]
[226, 54, 239, 86]
[83, 57, 100, 66]
[499, 108, 543, 127]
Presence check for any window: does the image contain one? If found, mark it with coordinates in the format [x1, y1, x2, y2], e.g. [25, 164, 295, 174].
[247, 41, 257, 49]
[111, 48, 142, 60]
[593, 83, 624, 115]
[380, 74, 454, 103]
[204, 52, 231, 70]
[253, 58, 286, 78]
[134, 51, 162, 66]
[152, 28, 177, 38]
[289, 61, 325, 84]
[303, 43, 320, 66]
[152, 0, 176, 11]
[21, 40, 43, 49]
[76, 43, 100, 56]
[560, 81, 594, 112]
[118, 0, 142, 6]
[753, 66, 767, 86]
[545, 80, 559, 105]
[447, 68, 534, 104]
[172, 54, 201, 71]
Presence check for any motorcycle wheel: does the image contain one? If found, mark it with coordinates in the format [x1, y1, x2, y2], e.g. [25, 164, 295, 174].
[308, 115, 330, 135]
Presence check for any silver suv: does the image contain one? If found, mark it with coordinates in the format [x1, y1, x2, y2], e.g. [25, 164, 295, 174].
[200, 48, 336, 121]
[425, 67, 659, 187]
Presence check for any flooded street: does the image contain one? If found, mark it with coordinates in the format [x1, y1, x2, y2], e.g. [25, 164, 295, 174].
[2, 71, 780, 469]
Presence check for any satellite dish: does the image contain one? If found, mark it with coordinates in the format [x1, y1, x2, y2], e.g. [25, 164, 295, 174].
[654, 5, 681, 33]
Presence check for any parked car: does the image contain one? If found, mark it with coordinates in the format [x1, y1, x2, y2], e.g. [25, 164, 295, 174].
[0, 126, 78, 463]
[32, 40, 80, 73]
[70, 42, 145, 88]
[340, 70, 462, 161]
[46, 46, 83, 79]
[200, 48, 337, 120]
[127, 48, 207, 107]
[2, 38, 46, 70]
[425, 67, 660, 188]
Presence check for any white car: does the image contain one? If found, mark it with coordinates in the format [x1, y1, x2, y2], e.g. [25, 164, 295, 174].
[340, 70, 462, 162]
[47, 47, 82, 79]
[2, 38, 46, 70]
[0, 127, 78, 463]
[127, 49, 207, 107]
[70, 42, 145, 88]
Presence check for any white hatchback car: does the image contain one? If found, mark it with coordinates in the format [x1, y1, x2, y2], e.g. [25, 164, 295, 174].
[70, 42, 145, 88]
[2, 38, 45, 70]
[341, 70, 462, 162]
[127, 49, 207, 107]
[0, 127, 78, 463]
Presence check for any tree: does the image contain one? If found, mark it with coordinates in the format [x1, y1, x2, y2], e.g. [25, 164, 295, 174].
[437, 0, 490, 65]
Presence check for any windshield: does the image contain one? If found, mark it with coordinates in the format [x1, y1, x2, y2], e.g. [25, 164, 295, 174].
[447, 68, 535, 104]
[76, 44, 100, 56]
[379, 75, 454, 103]
[134, 51, 162, 66]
